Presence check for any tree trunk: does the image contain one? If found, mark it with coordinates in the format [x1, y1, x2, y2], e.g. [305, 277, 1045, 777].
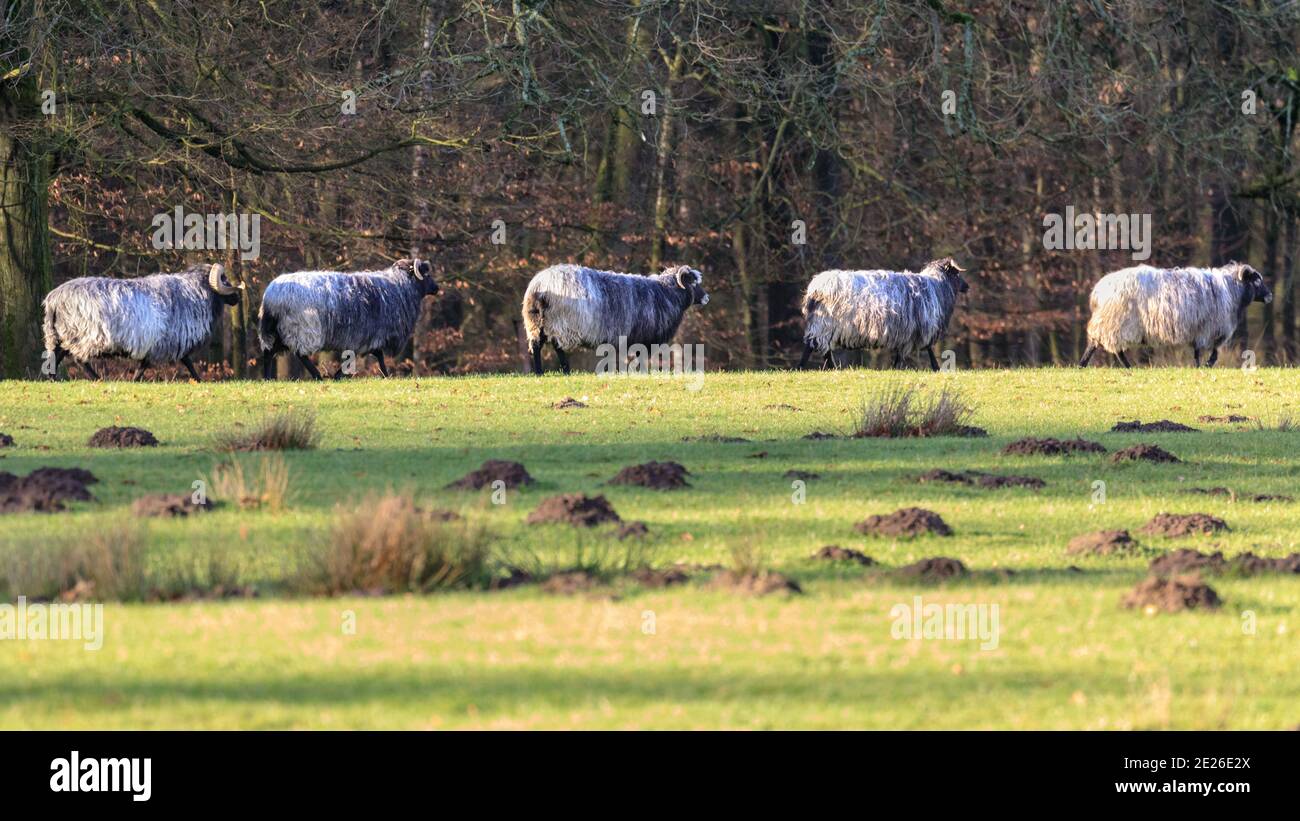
[0, 7, 52, 379]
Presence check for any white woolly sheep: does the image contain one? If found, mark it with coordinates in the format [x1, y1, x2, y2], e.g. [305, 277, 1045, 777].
[42, 263, 242, 381]
[521, 264, 709, 374]
[798, 258, 969, 371]
[1080, 262, 1271, 368]
[257, 258, 440, 380]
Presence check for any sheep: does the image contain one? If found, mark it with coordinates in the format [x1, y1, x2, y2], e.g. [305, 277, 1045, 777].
[521, 264, 709, 375]
[798, 258, 969, 371]
[42, 263, 243, 381]
[1079, 262, 1272, 368]
[257, 258, 440, 380]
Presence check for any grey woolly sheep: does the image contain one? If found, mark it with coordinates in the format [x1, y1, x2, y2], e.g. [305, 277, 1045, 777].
[42, 263, 243, 381]
[257, 258, 440, 380]
[798, 258, 969, 371]
[521, 264, 709, 374]
[1079, 262, 1272, 368]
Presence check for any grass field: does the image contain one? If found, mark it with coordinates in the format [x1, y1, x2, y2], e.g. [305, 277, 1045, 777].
[1, 368, 1298, 729]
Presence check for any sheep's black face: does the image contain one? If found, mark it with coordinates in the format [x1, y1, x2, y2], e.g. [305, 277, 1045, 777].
[1235, 263, 1271, 304]
[401, 258, 440, 298]
[673, 266, 709, 307]
[220, 290, 241, 306]
[928, 258, 969, 294]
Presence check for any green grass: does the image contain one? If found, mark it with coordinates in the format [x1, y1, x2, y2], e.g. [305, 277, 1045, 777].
[1, 368, 1298, 728]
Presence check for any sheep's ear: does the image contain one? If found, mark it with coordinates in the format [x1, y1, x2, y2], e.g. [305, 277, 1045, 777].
[416, 260, 431, 279]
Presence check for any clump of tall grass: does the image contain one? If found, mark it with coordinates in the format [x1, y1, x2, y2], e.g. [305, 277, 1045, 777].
[0, 518, 149, 602]
[295, 492, 494, 595]
[205, 453, 291, 512]
[853, 384, 985, 438]
[213, 409, 320, 452]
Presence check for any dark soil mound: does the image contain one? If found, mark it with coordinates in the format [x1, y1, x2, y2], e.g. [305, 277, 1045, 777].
[764, 404, 801, 411]
[446, 460, 534, 490]
[811, 545, 876, 566]
[1185, 487, 1294, 503]
[897, 556, 969, 580]
[1198, 414, 1251, 423]
[1186, 486, 1234, 498]
[681, 434, 751, 443]
[1001, 437, 1106, 456]
[855, 507, 953, 538]
[552, 397, 587, 409]
[131, 493, 213, 518]
[1111, 419, 1199, 433]
[616, 521, 649, 540]
[489, 569, 535, 590]
[915, 469, 1044, 489]
[1149, 548, 1224, 575]
[88, 426, 158, 448]
[1249, 493, 1295, 503]
[783, 469, 820, 481]
[608, 461, 690, 490]
[540, 570, 602, 595]
[1111, 444, 1180, 463]
[423, 508, 461, 522]
[0, 467, 98, 513]
[1233, 552, 1300, 575]
[709, 570, 802, 596]
[630, 567, 690, 588]
[1123, 575, 1221, 612]
[526, 493, 621, 527]
[1067, 529, 1139, 556]
[1140, 512, 1228, 537]
[802, 431, 840, 440]
[0, 433, 13, 447]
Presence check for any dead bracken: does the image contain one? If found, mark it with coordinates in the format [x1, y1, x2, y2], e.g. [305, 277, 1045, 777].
[1001, 437, 1106, 457]
[0, 467, 98, 514]
[811, 545, 876, 566]
[131, 493, 213, 518]
[526, 493, 621, 527]
[88, 426, 158, 448]
[709, 570, 802, 596]
[608, 461, 691, 490]
[897, 556, 969, 581]
[1110, 443, 1180, 463]
[1111, 419, 1199, 433]
[855, 507, 953, 538]
[1066, 529, 1139, 556]
[446, 459, 534, 490]
[1122, 574, 1221, 612]
[1139, 512, 1229, 537]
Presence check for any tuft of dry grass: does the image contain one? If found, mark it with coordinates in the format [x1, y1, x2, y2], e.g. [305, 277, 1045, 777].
[295, 492, 494, 595]
[214, 410, 320, 452]
[205, 453, 291, 512]
[853, 384, 984, 438]
[0, 518, 148, 602]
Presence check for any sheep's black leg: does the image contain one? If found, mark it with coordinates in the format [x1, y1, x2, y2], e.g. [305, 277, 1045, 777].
[51, 346, 68, 378]
[1192, 347, 1202, 367]
[132, 360, 149, 382]
[1207, 343, 1221, 367]
[891, 351, 906, 369]
[297, 354, 323, 381]
[180, 355, 202, 382]
[1079, 344, 1097, 368]
[797, 342, 815, 370]
[529, 334, 545, 375]
[262, 352, 278, 381]
[822, 351, 834, 369]
[374, 350, 390, 378]
[1117, 351, 1133, 369]
[79, 359, 101, 380]
[553, 343, 571, 375]
[926, 345, 940, 372]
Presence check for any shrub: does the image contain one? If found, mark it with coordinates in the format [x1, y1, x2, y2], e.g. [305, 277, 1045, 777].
[214, 409, 320, 452]
[0, 518, 148, 602]
[296, 493, 493, 595]
[853, 384, 984, 438]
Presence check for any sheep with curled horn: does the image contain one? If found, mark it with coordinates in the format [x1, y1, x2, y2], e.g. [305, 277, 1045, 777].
[521, 263, 709, 375]
[42, 263, 243, 381]
[1080, 262, 1272, 368]
[798, 257, 969, 371]
[257, 258, 440, 380]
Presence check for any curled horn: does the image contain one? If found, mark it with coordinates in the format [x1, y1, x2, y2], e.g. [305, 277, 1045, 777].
[208, 263, 239, 295]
